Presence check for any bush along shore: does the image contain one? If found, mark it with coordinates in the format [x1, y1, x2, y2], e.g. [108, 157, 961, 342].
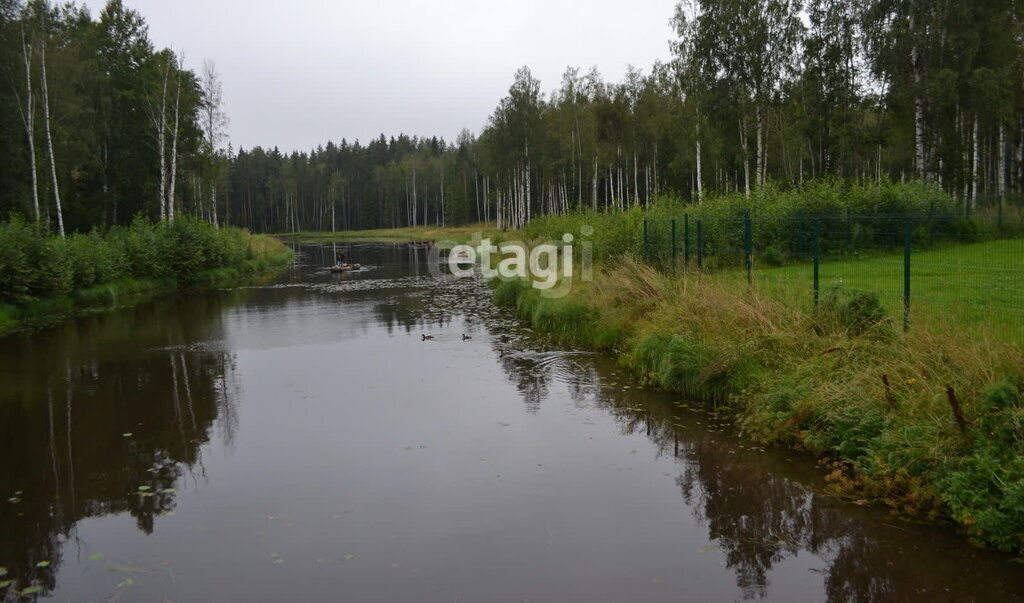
[0, 216, 294, 335]
[493, 184, 1024, 555]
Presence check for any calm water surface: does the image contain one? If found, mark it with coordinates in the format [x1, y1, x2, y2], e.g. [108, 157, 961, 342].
[1, 243, 1022, 602]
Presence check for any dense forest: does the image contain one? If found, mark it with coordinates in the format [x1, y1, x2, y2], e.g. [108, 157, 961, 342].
[0, 0, 224, 233]
[2, 0, 1023, 234]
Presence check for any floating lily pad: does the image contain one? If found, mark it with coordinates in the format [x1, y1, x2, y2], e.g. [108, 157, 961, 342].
[35, 561, 50, 568]
[315, 557, 330, 564]
[122, 433, 133, 437]
[160, 488, 176, 494]
[272, 558, 284, 565]
[137, 486, 151, 492]
[19, 586, 41, 595]
[0, 567, 6, 577]
[0, 580, 10, 589]
[89, 553, 104, 561]
[342, 554, 355, 561]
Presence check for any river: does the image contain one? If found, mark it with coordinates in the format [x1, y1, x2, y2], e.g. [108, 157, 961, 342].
[0, 243, 1021, 601]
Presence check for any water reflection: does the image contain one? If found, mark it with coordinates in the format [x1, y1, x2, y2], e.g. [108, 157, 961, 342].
[0, 290, 243, 595]
[495, 342, 1024, 600]
[0, 244, 1022, 601]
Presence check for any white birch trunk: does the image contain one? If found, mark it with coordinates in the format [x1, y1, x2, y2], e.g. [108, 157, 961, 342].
[998, 121, 1006, 202]
[756, 105, 764, 188]
[18, 28, 39, 222]
[524, 141, 531, 225]
[168, 66, 181, 223]
[411, 165, 418, 227]
[211, 184, 218, 228]
[913, 61, 926, 181]
[695, 117, 703, 202]
[740, 117, 750, 200]
[40, 39, 63, 237]
[157, 60, 169, 221]
[972, 114, 980, 207]
[633, 152, 639, 207]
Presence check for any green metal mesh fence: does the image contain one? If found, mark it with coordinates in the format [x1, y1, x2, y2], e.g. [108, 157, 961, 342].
[642, 210, 1024, 343]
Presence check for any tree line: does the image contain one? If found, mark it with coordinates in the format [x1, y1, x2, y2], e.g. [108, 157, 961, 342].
[0, 0, 226, 234]
[3, 0, 1023, 234]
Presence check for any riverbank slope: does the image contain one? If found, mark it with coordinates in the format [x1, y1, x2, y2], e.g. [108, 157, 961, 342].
[0, 217, 294, 336]
[493, 257, 1024, 555]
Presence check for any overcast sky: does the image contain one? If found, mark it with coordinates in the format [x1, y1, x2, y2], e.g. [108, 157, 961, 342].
[113, 0, 678, 153]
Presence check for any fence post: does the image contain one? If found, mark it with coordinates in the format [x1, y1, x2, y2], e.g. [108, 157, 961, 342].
[643, 219, 649, 262]
[671, 218, 678, 272]
[683, 213, 690, 270]
[744, 211, 753, 285]
[813, 219, 821, 306]
[903, 218, 911, 332]
[696, 219, 704, 271]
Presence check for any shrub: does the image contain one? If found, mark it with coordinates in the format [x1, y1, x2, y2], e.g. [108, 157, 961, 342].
[951, 217, 980, 242]
[0, 217, 72, 303]
[0, 214, 292, 309]
[65, 232, 126, 289]
[817, 291, 890, 337]
[761, 246, 784, 266]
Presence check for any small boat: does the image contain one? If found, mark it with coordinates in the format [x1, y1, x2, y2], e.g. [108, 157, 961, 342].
[329, 263, 361, 273]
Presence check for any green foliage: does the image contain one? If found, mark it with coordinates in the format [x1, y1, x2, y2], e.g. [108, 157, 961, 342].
[761, 246, 784, 266]
[0, 217, 71, 304]
[938, 379, 1024, 552]
[523, 208, 645, 262]
[950, 218, 980, 242]
[0, 215, 292, 311]
[645, 181, 964, 261]
[492, 277, 530, 307]
[803, 404, 887, 463]
[816, 291, 891, 337]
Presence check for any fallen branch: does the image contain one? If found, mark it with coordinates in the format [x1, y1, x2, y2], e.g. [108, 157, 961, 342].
[946, 386, 971, 440]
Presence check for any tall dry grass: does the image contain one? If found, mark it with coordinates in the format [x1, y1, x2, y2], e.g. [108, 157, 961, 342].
[494, 255, 1024, 553]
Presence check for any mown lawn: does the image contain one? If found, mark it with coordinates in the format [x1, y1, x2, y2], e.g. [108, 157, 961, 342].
[749, 238, 1024, 339]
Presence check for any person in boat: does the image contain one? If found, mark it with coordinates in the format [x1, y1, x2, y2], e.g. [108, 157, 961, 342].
[336, 250, 346, 265]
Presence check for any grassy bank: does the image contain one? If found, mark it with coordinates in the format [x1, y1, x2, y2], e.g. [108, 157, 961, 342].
[492, 180, 1024, 557]
[0, 216, 293, 336]
[494, 264, 1024, 554]
[284, 223, 507, 245]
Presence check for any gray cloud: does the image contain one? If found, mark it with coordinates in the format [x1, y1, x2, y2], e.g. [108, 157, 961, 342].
[116, 0, 677, 152]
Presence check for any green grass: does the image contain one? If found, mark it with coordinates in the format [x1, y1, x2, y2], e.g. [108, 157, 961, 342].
[283, 223, 509, 246]
[493, 255, 1024, 554]
[746, 239, 1024, 340]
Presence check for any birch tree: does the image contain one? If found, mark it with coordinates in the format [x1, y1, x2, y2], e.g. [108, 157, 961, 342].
[201, 59, 228, 227]
[39, 28, 63, 236]
[13, 24, 40, 222]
